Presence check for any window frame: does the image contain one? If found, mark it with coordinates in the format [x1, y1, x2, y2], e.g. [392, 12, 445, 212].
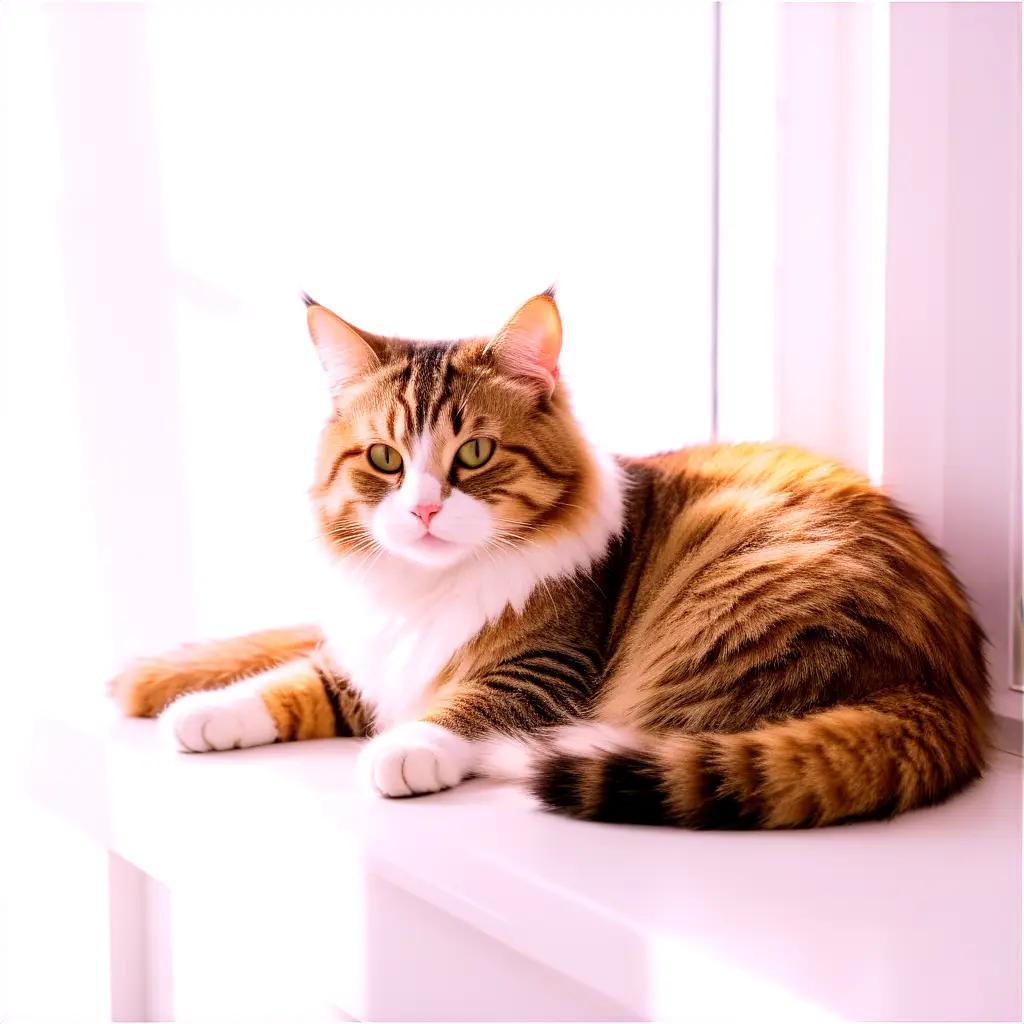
[716, 2, 1023, 733]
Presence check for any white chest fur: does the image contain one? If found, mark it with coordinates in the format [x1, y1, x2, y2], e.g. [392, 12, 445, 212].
[317, 560, 502, 730]
[317, 451, 625, 731]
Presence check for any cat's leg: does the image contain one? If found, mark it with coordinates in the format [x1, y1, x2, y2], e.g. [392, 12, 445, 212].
[360, 648, 597, 797]
[161, 657, 371, 752]
[109, 625, 324, 717]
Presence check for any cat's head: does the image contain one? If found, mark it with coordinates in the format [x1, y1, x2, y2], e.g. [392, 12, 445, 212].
[305, 291, 601, 569]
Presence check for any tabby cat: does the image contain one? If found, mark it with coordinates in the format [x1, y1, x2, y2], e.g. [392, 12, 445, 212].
[110, 291, 990, 828]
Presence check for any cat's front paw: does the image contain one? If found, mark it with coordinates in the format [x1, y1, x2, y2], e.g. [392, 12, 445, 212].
[359, 722, 476, 797]
[159, 686, 279, 753]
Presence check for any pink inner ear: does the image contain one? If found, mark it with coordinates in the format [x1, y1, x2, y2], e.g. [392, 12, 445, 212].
[492, 294, 563, 393]
[307, 304, 379, 390]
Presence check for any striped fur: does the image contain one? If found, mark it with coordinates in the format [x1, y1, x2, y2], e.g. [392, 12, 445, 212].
[110, 293, 990, 828]
[513, 448, 990, 827]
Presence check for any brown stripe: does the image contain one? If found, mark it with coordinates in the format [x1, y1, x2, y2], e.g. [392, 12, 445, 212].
[351, 468, 394, 501]
[396, 390, 415, 441]
[313, 664, 350, 737]
[524, 482, 582, 530]
[502, 489, 545, 512]
[326, 446, 363, 488]
[451, 459, 521, 493]
[374, 362, 414, 387]
[387, 359, 415, 440]
[503, 443, 578, 482]
[426, 352, 456, 427]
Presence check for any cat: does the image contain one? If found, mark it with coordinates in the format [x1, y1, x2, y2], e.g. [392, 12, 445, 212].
[109, 290, 990, 828]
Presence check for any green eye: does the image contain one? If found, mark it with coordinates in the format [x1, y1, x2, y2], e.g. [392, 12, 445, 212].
[456, 437, 495, 469]
[368, 443, 403, 474]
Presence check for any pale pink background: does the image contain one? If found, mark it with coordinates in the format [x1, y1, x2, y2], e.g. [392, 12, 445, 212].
[0, 3, 1020, 1022]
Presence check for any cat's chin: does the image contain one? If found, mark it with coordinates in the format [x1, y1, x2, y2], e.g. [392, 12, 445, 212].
[383, 533, 475, 569]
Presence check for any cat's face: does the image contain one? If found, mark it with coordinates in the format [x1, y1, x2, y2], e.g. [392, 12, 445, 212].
[307, 293, 597, 569]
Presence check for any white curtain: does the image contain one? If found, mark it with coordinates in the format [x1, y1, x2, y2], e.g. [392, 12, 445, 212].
[0, 7, 715, 1017]
[3, 1, 716, 688]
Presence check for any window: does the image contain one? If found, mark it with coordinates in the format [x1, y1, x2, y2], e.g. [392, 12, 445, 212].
[3, 1, 716, 662]
[717, 2, 1022, 729]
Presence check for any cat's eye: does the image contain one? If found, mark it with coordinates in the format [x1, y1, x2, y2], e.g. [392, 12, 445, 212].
[455, 437, 495, 469]
[367, 443, 403, 474]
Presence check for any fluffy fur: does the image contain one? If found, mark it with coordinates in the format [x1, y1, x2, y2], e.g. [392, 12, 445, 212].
[109, 291, 991, 829]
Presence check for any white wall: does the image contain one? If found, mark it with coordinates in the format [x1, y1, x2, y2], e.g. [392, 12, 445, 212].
[884, 2, 1022, 721]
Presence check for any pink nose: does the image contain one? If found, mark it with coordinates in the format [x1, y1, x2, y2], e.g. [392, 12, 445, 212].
[411, 503, 442, 528]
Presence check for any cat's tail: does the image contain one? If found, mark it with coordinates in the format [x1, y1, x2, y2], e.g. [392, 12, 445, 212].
[477, 690, 988, 828]
[109, 624, 325, 718]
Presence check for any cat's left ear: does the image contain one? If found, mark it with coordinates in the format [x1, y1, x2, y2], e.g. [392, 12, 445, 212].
[302, 292, 381, 399]
[488, 290, 562, 396]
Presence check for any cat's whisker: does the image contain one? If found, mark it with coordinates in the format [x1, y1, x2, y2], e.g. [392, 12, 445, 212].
[485, 536, 523, 555]
[324, 525, 373, 539]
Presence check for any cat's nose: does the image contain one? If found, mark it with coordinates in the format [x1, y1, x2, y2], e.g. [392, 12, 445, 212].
[411, 503, 442, 528]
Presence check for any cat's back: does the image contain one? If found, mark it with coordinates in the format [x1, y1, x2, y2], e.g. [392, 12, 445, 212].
[606, 441, 985, 716]
[611, 443, 887, 585]
[622, 441, 872, 506]
[618, 441, 907, 555]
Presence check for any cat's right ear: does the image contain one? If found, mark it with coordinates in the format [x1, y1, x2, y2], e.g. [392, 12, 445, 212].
[302, 293, 380, 397]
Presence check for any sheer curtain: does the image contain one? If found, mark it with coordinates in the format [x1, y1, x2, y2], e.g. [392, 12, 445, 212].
[2, 8, 714, 1014]
[3, 1, 715, 686]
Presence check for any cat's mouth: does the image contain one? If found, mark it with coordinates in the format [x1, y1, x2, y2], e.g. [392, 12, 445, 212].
[415, 533, 455, 550]
[387, 530, 473, 569]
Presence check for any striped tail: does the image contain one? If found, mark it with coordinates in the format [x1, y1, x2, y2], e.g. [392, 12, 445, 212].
[487, 691, 988, 829]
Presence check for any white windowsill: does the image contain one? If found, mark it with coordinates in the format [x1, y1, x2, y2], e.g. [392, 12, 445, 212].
[29, 703, 1022, 1022]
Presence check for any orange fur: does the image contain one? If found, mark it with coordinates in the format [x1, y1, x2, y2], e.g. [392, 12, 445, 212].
[258, 661, 339, 741]
[110, 295, 990, 829]
[522, 444, 989, 826]
[110, 626, 323, 717]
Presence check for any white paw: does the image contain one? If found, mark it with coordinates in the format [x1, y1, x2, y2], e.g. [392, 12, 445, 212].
[159, 684, 278, 753]
[359, 722, 476, 797]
